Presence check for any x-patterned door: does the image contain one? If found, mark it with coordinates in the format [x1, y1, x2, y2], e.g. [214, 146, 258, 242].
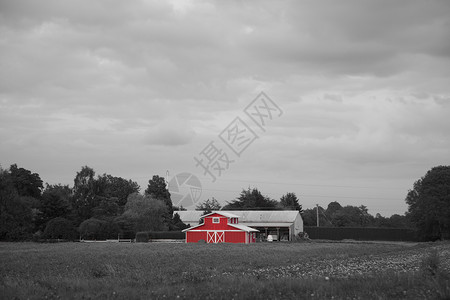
[207, 231, 224, 243]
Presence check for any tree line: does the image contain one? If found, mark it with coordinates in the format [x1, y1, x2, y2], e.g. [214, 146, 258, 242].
[301, 202, 411, 229]
[0, 164, 187, 241]
[195, 166, 450, 241]
[1, 164, 449, 241]
[194, 189, 303, 214]
[194, 189, 411, 228]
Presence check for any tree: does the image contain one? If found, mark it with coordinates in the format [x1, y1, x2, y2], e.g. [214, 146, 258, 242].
[332, 206, 362, 227]
[39, 184, 72, 228]
[123, 193, 169, 232]
[331, 205, 372, 227]
[145, 175, 173, 215]
[406, 165, 450, 240]
[145, 175, 170, 200]
[358, 205, 373, 227]
[196, 198, 222, 214]
[0, 167, 35, 240]
[279, 192, 303, 212]
[92, 197, 120, 219]
[374, 213, 389, 227]
[302, 208, 317, 226]
[387, 214, 411, 228]
[72, 166, 97, 223]
[223, 188, 278, 210]
[301, 205, 332, 226]
[326, 201, 342, 216]
[94, 174, 140, 207]
[71, 168, 140, 223]
[302, 202, 376, 227]
[173, 206, 187, 211]
[172, 213, 189, 231]
[9, 164, 43, 199]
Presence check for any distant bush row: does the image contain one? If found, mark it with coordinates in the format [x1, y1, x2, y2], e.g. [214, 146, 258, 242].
[135, 231, 185, 242]
[36, 217, 186, 242]
[304, 226, 419, 242]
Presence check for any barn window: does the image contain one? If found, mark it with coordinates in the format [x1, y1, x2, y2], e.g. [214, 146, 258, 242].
[212, 217, 220, 223]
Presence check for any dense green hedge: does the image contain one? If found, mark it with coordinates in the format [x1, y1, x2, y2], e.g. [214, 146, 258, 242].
[43, 217, 77, 240]
[304, 226, 419, 242]
[135, 231, 185, 240]
[135, 232, 149, 242]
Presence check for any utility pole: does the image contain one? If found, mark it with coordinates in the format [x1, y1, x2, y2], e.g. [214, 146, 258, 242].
[316, 204, 319, 227]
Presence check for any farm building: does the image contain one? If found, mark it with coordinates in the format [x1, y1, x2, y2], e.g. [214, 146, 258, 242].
[176, 210, 303, 241]
[182, 212, 258, 243]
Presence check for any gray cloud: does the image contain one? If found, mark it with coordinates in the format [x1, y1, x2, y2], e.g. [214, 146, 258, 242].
[1, 0, 449, 215]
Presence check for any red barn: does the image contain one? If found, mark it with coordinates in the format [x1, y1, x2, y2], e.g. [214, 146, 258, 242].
[182, 212, 258, 244]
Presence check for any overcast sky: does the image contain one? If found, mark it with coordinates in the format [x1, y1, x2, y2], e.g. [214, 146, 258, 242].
[1, 0, 449, 216]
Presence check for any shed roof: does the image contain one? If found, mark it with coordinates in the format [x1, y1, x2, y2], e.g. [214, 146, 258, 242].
[239, 222, 295, 228]
[229, 211, 301, 223]
[229, 224, 259, 232]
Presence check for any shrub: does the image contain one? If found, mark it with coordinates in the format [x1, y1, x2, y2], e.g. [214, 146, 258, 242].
[420, 249, 441, 277]
[113, 215, 136, 239]
[136, 232, 149, 242]
[147, 231, 185, 240]
[79, 218, 108, 240]
[102, 219, 120, 239]
[134, 231, 185, 241]
[293, 232, 310, 242]
[32, 230, 43, 242]
[43, 217, 77, 240]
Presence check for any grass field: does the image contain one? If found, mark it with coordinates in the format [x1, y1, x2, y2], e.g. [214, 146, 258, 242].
[1, 241, 449, 299]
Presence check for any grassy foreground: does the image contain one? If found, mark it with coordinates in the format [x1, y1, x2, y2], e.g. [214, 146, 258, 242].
[0, 241, 449, 299]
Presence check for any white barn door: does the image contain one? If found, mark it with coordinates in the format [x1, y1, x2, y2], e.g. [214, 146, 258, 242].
[207, 232, 214, 243]
[216, 232, 224, 243]
[207, 231, 224, 243]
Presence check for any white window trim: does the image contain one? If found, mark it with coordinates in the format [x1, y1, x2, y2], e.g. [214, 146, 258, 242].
[212, 217, 220, 223]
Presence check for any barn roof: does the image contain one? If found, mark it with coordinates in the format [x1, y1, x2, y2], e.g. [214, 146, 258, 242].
[182, 222, 258, 232]
[181, 223, 202, 232]
[175, 210, 301, 226]
[202, 211, 239, 219]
